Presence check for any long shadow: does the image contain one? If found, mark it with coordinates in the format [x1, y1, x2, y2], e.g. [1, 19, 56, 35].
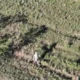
[21, 25, 48, 46]
[40, 42, 57, 60]
[5, 25, 48, 57]
[0, 13, 27, 57]
[51, 29, 80, 42]
[0, 13, 49, 58]
[0, 13, 27, 28]
[68, 38, 73, 46]
[76, 58, 80, 66]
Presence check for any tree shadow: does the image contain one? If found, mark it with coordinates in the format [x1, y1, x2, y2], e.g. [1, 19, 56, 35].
[0, 13, 27, 28]
[0, 13, 49, 58]
[5, 25, 48, 57]
[21, 25, 48, 46]
[76, 58, 80, 66]
[0, 13, 27, 57]
[40, 42, 57, 60]
[68, 38, 73, 46]
[64, 33, 80, 41]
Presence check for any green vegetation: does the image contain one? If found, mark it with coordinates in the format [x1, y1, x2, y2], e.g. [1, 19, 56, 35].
[0, 0, 80, 80]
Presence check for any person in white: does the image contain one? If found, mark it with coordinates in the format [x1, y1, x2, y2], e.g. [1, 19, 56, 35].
[33, 51, 39, 65]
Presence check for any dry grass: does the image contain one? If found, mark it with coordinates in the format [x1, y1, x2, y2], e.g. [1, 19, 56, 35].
[0, 0, 80, 80]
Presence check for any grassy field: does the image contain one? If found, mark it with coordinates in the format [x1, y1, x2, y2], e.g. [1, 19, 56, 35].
[0, 0, 80, 80]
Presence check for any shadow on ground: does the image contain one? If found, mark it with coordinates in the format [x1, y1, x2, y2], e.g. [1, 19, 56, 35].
[6, 25, 48, 57]
[0, 13, 49, 58]
[0, 13, 27, 28]
[40, 42, 58, 60]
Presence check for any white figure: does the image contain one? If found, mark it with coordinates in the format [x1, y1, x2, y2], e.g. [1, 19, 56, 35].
[33, 52, 38, 65]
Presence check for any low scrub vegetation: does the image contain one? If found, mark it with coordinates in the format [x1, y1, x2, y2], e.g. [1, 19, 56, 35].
[0, 0, 80, 80]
